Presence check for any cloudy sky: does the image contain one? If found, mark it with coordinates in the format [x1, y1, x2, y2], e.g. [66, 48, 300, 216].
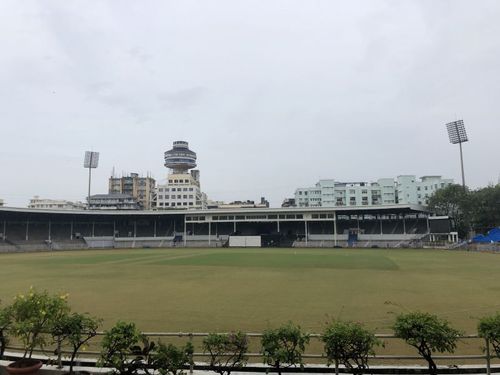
[1, 0, 499, 207]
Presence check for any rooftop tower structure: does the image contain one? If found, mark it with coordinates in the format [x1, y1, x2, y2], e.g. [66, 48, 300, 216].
[156, 141, 207, 210]
[164, 141, 197, 174]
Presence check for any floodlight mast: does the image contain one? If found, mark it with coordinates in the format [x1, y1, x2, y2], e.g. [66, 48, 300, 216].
[446, 120, 468, 188]
[84, 151, 100, 209]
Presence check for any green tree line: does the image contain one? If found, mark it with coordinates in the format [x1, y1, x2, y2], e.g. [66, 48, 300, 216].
[428, 184, 500, 238]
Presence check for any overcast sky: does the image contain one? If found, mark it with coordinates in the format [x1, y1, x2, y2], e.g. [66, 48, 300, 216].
[1, 0, 499, 207]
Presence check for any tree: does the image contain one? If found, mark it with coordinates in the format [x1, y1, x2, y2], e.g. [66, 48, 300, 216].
[151, 342, 194, 375]
[9, 288, 70, 360]
[393, 312, 461, 375]
[322, 320, 381, 374]
[427, 184, 472, 238]
[99, 321, 154, 375]
[202, 332, 248, 375]
[470, 185, 500, 232]
[261, 322, 310, 375]
[52, 312, 101, 374]
[478, 313, 500, 359]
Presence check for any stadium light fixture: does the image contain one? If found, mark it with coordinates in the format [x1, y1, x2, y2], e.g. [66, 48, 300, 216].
[84, 151, 100, 208]
[446, 120, 468, 188]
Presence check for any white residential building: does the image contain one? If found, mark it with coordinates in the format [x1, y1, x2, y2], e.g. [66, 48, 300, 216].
[294, 176, 453, 207]
[28, 196, 86, 210]
[397, 175, 454, 205]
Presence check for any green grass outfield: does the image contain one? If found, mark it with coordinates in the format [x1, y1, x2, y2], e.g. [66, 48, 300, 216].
[1, 247, 500, 333]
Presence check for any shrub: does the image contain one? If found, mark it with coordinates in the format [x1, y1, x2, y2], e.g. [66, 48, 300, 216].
[99, 321, 154, 375]
[152, 342, 194, 375]
[9, 288, 70, 359]
[322, 320, 381, 374]
[393, 312, 461, 375]
[52, 312, 101, 374]
[202, 332, 248, 375]
[478, 313, 500, 358]
[261, 322, 309, 375]
[0, 305, 11, 359]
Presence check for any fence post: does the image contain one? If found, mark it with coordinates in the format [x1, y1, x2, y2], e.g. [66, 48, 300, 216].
[57, 339, 63, 369]
[486, 338, 491, 375]
[335, 358, 339, 375]
[189, 333, 194, 374]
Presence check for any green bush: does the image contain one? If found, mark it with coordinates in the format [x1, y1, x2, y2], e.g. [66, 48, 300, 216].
[8, 288, 70, 358]
[152, 342, 194, 375]
[478, 313, 500, 358]
[261, 322, 309, 375]
[52, 312, 101, 374]
[99, 321, 154, 375]
[0, 305, 11, 359]
[202, 332, 248, 375]
[322, 320, 381, 374]
[393, 312, 461, 375]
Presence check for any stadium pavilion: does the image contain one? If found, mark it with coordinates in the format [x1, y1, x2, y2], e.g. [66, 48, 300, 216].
[0, 204, 456, 251]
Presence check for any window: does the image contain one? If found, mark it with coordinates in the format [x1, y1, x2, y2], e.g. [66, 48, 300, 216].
[183, 202, 187, 206]
[183, 188, 187, 191]
[177, 195, 181, 199]
[168, 180, 173, 183]
[189, 202, 193, 205]
[165, 203, 169, 206]
[171, 188, 176, 192]
[189, 188, 193, 191]
[189, 195, 193, 199]
[165, 195, 169, 199]
[183, 195, 187, 199]
[159, 188, 164, 192]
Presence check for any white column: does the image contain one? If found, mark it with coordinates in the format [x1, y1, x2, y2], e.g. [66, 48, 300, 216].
[304, 220, 308, 246]
[25, 220, 29, 241]
[402, 214, 406, 235]
[334, 212, 337, 246]
[208, 221, 211, 246]
[134, 221, 137, 238]
[3, 220, 6, 241]
[183, 217, 187, 247]
[70, 221, 73, 240]
[48, 220, 51, 241]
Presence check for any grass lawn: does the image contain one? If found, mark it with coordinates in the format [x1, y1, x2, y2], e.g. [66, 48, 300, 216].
[0, 247, 499, 335]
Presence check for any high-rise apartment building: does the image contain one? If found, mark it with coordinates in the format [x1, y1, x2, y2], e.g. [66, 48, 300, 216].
[294, 175, 453, 208]
[109, 173, 156, 210]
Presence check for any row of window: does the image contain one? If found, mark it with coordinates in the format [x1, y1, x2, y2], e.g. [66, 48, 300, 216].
[158, 195, 194, 200]
[158, 202, 194, 207]
[186, 214, 306, 222]
[168, 179, 191, 184]
[158, 187, 194, 192]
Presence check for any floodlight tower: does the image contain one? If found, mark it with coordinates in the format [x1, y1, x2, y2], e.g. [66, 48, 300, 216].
[84, 151, 100, 208]
[446, 120, 468, 188]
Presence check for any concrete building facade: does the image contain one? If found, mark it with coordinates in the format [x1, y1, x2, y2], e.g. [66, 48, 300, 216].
[295, 176, 453, 208]
[88, 193, 141, 210]
[109, 173, 156, 210]
[156, 141, 208, 210]
[28, 196, 86, 210]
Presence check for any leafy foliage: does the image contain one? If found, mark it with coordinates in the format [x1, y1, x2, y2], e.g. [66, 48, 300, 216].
[478, 313, 500, 358]
[99, 321, 154, 375]
[393, 312, 461, 375]
[202, 332, 248, 375]
[428, 184, 472, 237]
[52, 312, 101, 374]
[8, 288, 70, 358]
[152, 342, 194, 375]
[322, 320, 381, 374]
[261, 322, 310, 375]
[0, 304, 12, 359]
[428, 184, 500, 237]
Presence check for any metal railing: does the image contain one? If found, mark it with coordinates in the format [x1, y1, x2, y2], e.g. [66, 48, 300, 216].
[4, 331, 498, 374]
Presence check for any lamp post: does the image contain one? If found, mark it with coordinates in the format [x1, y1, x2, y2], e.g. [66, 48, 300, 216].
[446, 120, 468, 188]
[84, 151, 99, 208]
